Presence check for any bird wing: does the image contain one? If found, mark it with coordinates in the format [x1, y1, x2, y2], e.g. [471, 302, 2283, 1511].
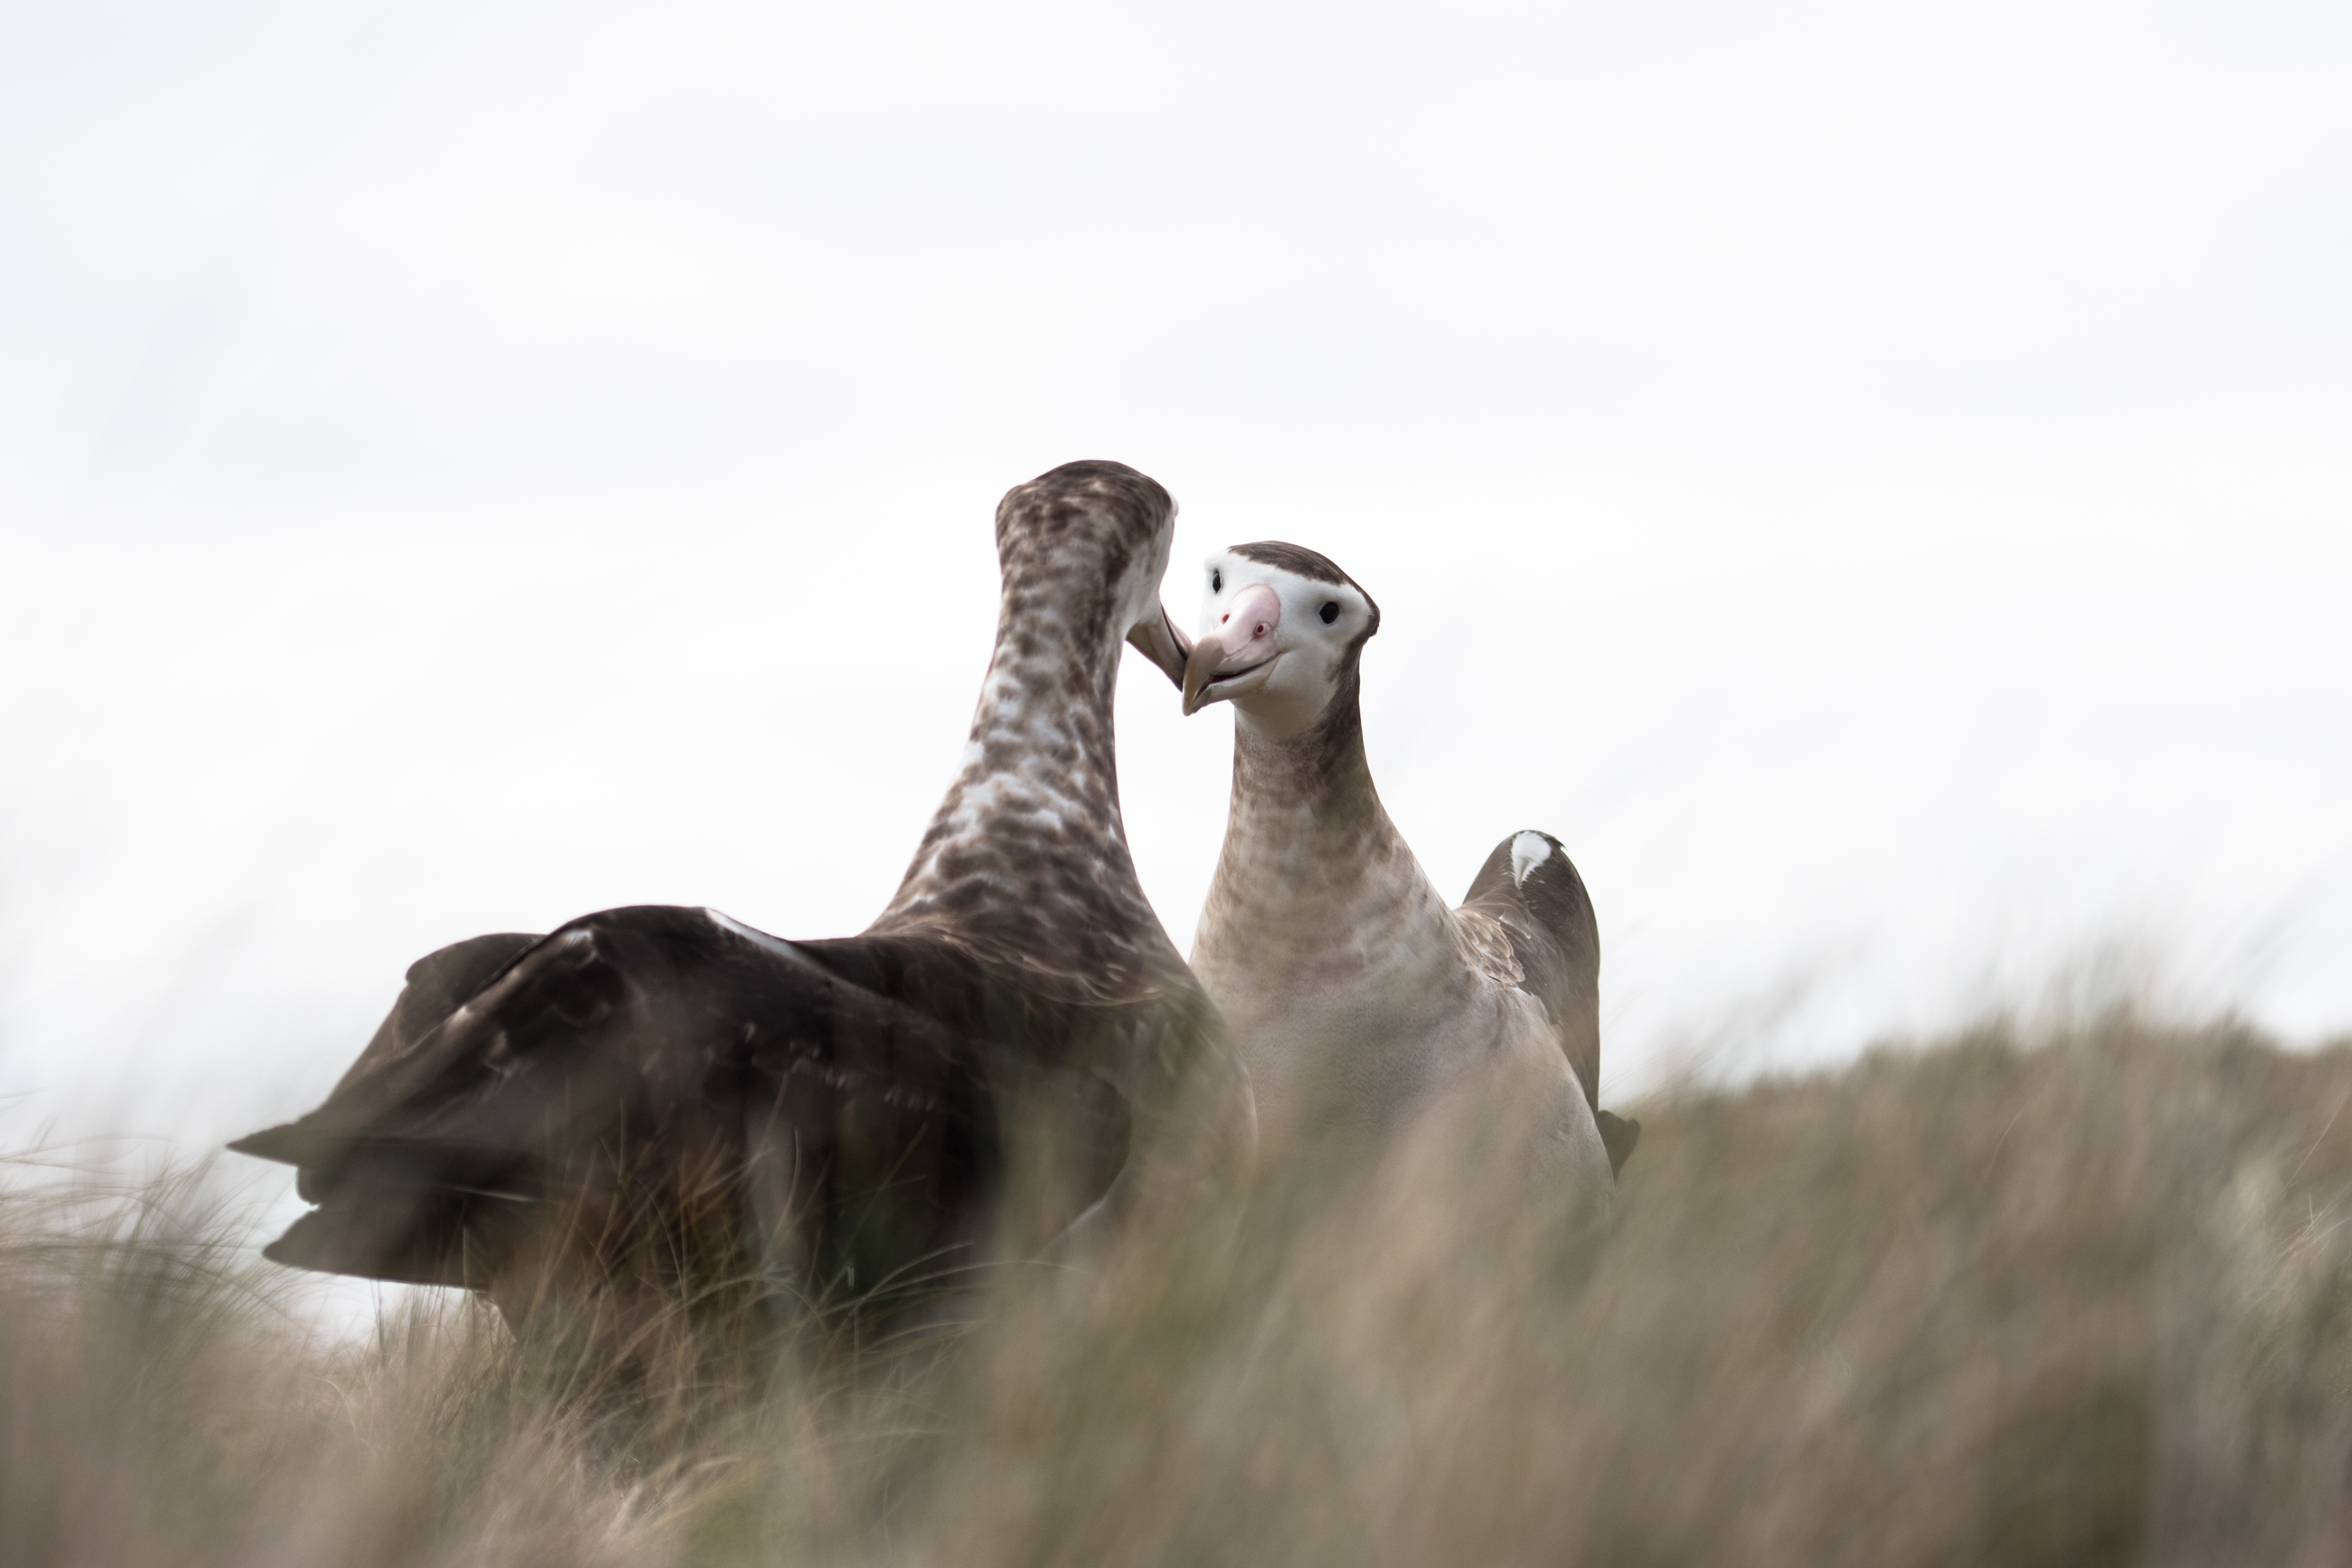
[1457, 831, 1640, 1177]
[1457, 831, 1602, 1112]
[230, 905, 995, 1287]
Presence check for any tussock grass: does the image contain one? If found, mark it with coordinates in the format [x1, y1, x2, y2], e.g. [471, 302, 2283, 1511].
[11, 1012, 2352, 1565]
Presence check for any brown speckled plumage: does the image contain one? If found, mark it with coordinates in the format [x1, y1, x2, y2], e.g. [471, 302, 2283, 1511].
[877, 463, 1195, 1018]
[231, 461, 1243, 1322]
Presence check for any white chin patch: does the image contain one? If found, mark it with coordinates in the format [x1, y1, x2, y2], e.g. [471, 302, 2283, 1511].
[1510, 831, 1553, 887]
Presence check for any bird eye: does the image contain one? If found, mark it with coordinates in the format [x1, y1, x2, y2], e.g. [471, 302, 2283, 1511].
[1320, 601, 1340, 624]
[1211, 570, 1222, 592]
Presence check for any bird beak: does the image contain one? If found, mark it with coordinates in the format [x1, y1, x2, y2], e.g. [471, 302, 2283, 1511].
[1126, 603, 1194, 691]
[1182, 583, 1283, 715]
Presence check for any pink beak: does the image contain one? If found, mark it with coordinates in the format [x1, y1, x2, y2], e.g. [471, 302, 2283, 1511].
[1182, 583, 1283, 715]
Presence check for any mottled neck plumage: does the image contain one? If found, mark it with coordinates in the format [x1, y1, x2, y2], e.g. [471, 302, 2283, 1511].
[873, 550, 1170, 991]
[1203, 678, 1435, 937]
[1226, 685, 1383, 869]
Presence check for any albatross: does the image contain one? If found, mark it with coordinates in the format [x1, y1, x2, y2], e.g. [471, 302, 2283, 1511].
[230, 460, 1247, 1327]
[1180, 541, 1638, 1193]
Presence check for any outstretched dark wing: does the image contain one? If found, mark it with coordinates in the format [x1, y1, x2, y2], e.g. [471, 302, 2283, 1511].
[231, 906, 1022, 1296]
[1460, 830, 1638, 1177]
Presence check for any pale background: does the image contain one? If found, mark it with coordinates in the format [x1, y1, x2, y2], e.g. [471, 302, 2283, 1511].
[4, 0, 2348, 1175]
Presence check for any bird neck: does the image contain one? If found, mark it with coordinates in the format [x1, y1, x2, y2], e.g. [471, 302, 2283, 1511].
[1191, 684, 1468, 1129]
[1224, 688, 1383, 862]
[874, 568, 1163, 975]
[1200, 683, 1436, 938]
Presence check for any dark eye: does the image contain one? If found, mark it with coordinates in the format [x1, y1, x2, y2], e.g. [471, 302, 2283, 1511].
[1319, 601, 1340, 624]
[1211, 570, 1222, 592]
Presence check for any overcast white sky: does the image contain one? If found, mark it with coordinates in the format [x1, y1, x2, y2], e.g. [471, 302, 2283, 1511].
[3, 0, 2349, 1164]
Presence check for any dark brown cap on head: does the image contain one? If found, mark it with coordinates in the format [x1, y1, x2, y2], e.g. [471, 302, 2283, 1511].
[1229, 540, 1356, 589]
[1228, 539, 1381, 643]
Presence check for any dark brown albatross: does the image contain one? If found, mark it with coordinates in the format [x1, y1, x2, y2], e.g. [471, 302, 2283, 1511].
[230, 460, 1245, 1327]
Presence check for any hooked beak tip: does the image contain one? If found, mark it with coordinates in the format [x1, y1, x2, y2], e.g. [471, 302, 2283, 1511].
[1181, 634, 1227, 715]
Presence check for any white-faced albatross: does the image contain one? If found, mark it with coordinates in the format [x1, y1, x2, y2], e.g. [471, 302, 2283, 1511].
[230, 460, 1247, 1327]
[1180, 541, 1638, 1193]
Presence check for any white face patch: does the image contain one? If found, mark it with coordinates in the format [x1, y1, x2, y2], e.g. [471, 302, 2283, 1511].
[1195, 550, 1371, 740]
[1510, 831, 1552, 886]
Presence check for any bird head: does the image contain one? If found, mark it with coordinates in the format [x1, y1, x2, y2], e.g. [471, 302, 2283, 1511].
[992, 459, 1195, 688]
[1182, 542, 1380, 739]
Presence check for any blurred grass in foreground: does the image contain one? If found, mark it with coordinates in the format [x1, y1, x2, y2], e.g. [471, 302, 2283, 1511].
[10, 1011, 2352, 1566]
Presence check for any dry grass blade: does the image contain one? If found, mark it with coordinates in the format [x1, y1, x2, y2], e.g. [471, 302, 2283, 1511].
[9, 1012, 2352, 1565]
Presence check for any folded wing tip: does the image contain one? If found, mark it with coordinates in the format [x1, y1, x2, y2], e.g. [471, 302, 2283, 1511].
[227, 1123, 303, 1165]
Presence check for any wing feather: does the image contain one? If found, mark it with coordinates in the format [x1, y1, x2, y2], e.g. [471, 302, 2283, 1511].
[1457, 831, 1602, 1110]
[232, 906, 995, 1290]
